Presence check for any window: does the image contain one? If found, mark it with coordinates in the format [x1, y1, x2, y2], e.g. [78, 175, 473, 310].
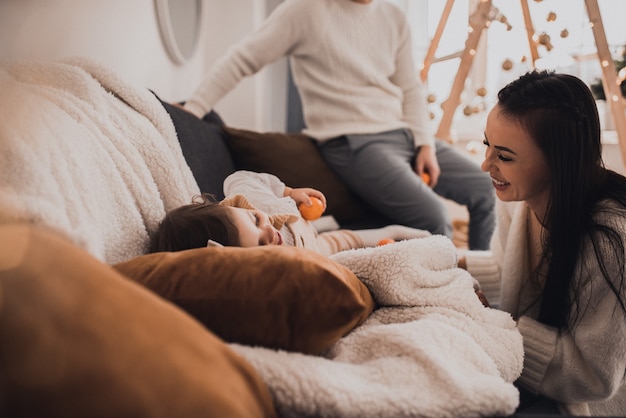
[392, 0, 626, 140]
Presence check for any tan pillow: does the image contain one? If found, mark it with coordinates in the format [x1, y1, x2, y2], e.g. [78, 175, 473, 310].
[224, 126, 384, 225]
[113, 245, 375, 355]
[0, 224, 276, 418]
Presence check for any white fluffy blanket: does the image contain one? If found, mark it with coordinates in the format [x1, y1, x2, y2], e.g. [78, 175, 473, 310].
[0, 58, 199, 264]
[232, 236, 524, 418]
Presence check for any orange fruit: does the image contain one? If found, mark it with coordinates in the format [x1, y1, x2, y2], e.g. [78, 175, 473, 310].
[377, 238, 395, 246]
[421, 171, 430, 185]
[298, 196, 325, 220]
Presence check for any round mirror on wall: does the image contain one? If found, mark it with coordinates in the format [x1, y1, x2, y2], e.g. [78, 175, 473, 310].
[155, 0, 202, 65]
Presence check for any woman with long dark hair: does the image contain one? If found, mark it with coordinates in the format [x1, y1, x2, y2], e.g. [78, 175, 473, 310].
[460, 70, 626, 415]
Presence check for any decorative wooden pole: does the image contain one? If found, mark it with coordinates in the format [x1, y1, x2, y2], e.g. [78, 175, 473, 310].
[421, 0, 626, 151]
[585, 0, 626, 164]
[519, 0, 540, 64]
[433, 0, 493, 142]
[420, 0, 455, 83]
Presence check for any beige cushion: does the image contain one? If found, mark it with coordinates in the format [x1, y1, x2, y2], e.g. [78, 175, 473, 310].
[113, 246, 375, 355]
[0, 224, 276, 418]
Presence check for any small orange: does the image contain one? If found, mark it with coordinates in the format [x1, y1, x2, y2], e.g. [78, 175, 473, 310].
[298, 196, 325, 220]
[421, 171, 430, 185]
[377, 238, 395, 246]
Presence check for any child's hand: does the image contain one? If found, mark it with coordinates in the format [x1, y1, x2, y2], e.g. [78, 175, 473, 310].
[288, 188, 327, 209]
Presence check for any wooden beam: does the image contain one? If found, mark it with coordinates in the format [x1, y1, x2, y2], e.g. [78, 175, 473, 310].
[519, 0, 540, 65]
[585, 0, 626, 164]
[420, 0, 455, 82]
[435, 0, 492, 142]
[422, 0, 625, 151]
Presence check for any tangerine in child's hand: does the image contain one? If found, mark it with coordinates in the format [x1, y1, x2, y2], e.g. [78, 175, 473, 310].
[299, 196, 325, 220]
[421, 171, 430, 185]
[377, 238, 395, 246]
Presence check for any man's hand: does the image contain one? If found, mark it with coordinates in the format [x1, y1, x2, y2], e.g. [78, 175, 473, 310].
[413, 145, 441, 187]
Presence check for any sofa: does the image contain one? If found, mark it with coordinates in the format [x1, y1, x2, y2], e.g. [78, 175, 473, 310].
[0, 58, 527, 417]
[164, 101, 394, 232]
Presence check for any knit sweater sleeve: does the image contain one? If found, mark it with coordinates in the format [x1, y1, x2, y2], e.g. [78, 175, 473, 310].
[184, 0, 308, 118]
[518, 289, 626, 404]
[463, 250, 501, 304]
[463, 201, 519, 305]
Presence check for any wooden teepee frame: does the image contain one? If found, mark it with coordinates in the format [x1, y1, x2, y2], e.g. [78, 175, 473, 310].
[421, 0, 626, 165]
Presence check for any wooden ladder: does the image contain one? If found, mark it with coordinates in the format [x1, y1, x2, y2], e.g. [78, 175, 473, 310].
[421, 0, 626, 166]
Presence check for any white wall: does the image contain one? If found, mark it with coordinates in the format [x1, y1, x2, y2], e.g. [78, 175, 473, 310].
[0, 0, 286, 131]
[201, 0, 288, 130]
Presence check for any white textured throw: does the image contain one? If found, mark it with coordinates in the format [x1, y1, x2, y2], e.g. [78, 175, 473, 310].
[0, 58, 199, 264]
[232, 236, 524, 418]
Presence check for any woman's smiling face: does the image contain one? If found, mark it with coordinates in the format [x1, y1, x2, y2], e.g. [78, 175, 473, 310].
[481, 104, 552, 214]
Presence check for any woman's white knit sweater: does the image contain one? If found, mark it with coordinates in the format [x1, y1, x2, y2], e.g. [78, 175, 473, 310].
[465, 200, 626, 416]
[184, 0, 433, 147]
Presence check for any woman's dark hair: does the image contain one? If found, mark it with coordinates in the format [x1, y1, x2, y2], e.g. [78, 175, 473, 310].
[149, 194, 241, 252]
[497, 70, 626, 329]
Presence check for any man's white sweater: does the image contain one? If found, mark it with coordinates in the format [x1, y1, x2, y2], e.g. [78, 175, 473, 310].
[184, 0, 433, 147]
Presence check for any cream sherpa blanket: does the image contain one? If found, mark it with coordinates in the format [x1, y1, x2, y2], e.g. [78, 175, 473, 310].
[0, 58, 199, 264]
[232, 236, 524, 418]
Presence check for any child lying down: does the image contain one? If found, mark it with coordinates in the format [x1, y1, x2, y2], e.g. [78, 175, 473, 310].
[150, 170, 430, 256]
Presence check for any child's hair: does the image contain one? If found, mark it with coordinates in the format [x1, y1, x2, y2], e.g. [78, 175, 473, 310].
[149, 194, 241, 253]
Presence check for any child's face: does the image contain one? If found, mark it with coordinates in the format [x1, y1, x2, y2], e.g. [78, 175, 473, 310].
[230, 207, 283, 247]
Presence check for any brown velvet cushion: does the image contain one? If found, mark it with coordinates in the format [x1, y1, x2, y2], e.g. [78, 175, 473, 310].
[224, 126, 386, 226]
[113, 246, 375, 355]
[0, 224, 276, 418]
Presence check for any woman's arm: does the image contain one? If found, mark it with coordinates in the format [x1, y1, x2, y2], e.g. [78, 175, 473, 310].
[459, 250, 500, 305]
[518, 229, 626, 404]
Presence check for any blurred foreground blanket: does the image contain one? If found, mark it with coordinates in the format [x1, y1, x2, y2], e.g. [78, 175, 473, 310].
[232, 236, 524, 418]
[0, 58, 199, 264]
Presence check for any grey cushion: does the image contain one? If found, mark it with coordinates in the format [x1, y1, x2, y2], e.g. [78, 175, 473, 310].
[160, 100, 235, 200]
